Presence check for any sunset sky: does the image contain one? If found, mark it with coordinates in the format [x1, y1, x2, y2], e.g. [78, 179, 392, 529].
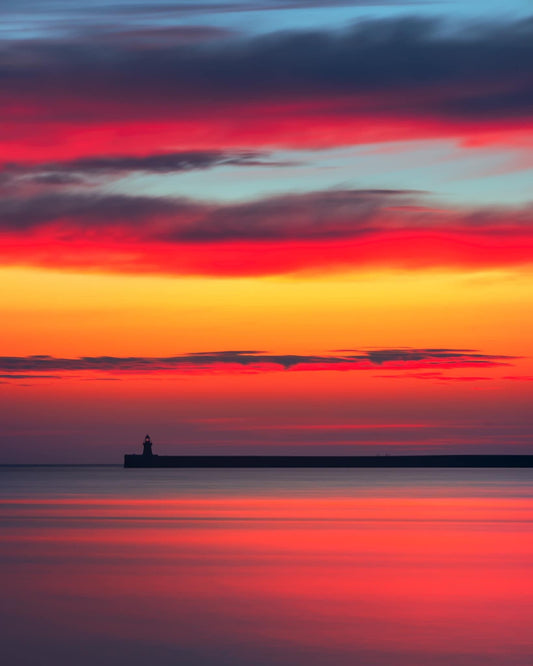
[1, 0, 533, 462]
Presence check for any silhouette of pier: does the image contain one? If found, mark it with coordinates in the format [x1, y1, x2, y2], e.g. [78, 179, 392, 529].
[124, 436, 533, 468]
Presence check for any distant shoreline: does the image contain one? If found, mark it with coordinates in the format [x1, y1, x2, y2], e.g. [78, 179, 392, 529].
[124, 454, 533, 469]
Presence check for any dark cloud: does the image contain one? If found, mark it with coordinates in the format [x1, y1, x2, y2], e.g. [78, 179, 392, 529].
[93, 25, 240, 46]
[0, 192, 186, 231]
[0, 349, 515, 375]
[1, 150, 285, 183]
[361, 348, 510, 365]
[171, 189, 422, 242]
[2, 16, 533, 122]
[0, 189, 398, 234]
[0, 187, 532, 241]
[1, 186, 533, 274]
[27, 173, 88, 186]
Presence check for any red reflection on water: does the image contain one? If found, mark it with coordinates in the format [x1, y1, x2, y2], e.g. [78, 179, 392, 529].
[2, 493, 533, 665]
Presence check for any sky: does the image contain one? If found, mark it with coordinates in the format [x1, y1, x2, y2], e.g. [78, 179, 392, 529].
[1, 0, 533, 462]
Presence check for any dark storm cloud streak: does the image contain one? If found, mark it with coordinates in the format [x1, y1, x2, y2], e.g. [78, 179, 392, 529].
[96, 25, 241, 44]
[2, 17, 533, 120]
[0, 193, 187, 231]
[1, 189, 533, 240]
[2, 150, 284, 177]
[0, 349, 516, 375]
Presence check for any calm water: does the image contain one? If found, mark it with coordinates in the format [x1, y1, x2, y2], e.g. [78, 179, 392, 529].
[1, 466, 533, 665]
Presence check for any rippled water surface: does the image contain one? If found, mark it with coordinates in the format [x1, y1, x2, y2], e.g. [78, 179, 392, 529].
[1, 466, 533, 665]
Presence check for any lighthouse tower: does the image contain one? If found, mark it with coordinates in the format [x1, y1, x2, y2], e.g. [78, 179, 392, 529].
[142, 435, 153, 457]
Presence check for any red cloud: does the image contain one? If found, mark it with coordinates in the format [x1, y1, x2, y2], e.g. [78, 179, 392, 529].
[1, 189, 532, 275]
[2, 104, 531, 164]
[2, 18, 533, 161]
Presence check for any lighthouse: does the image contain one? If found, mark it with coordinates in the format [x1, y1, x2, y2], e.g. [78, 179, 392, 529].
[142, 434, 153, 457]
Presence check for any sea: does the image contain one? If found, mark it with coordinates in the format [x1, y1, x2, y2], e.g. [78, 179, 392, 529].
[1, 465, 533, 666]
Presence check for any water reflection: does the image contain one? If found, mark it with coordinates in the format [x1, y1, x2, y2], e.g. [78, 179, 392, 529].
[1, 467, 532, 665]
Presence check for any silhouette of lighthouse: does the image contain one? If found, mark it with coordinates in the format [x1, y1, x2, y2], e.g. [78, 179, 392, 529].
[142, 434, 153, 457]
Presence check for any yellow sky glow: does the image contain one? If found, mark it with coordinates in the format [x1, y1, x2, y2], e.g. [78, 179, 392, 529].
[2, 266, 532, 358]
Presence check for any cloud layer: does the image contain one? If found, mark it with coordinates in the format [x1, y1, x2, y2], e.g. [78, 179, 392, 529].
[1, 150, 284, 186]
[1, 16, 533, 274]
[0, 349, 514, 378]
[2, 16, 533, 160]
[1, 188, 532, 274]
